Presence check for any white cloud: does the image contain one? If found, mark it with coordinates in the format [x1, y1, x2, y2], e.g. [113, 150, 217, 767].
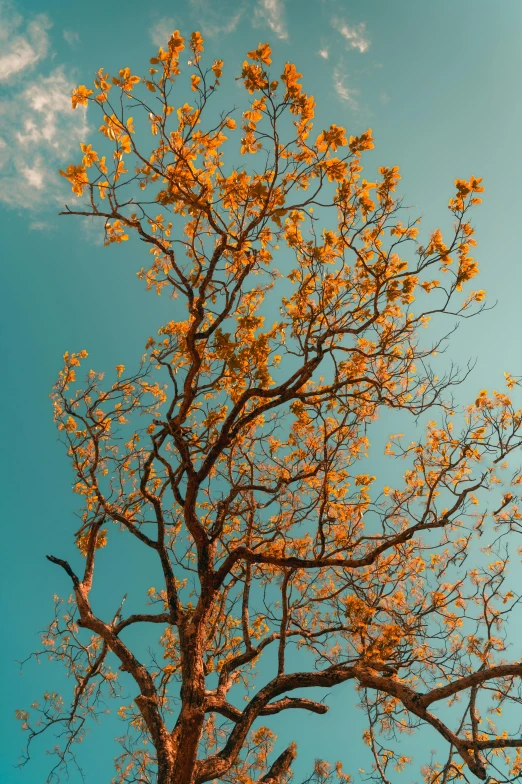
[63, 29, 79, 46]
[189, 0, 242, 38]
[0, 3, 90, 211]
[333, 18, 370, 54]
[0, 2, 51, 80]
[17, 69, 88, 148]
[149, 17, 177, 48]
[317, 47, 329, 60]
[333, 66, 359, 110]
[21, 162, 46, 189]
[0, 67, 89, 209]
[254, 0, 288, 40]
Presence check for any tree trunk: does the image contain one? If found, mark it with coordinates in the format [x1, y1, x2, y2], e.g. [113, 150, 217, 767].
[168, 622, 207, 784]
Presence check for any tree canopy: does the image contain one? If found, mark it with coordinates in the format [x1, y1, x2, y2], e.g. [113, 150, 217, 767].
[18, 30, 522, 784]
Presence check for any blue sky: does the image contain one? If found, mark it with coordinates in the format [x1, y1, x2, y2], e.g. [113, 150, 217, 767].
[1, 0, 522, 781]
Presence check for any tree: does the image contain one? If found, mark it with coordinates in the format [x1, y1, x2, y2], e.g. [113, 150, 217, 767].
[17, 30, 522, 784]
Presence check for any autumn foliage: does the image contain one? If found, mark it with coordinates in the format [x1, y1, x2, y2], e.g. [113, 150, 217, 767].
[18, 29, 522, 784]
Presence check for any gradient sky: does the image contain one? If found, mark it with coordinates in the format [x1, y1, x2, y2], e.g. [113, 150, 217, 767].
[1, 0, 522, 781]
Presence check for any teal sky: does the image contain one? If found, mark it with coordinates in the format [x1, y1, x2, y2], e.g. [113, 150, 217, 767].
[1, 0, 522, 781]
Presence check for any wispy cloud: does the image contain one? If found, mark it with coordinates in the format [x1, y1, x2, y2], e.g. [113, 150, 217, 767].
[317, 47, 329, 60]
[332, 66, 359, 110]
[333, 18, 370, 54]
[0, 1, 50, 81]
[80, 216, 105, 246]
[63, 29, 79, 46]
[189, 0, 243, 38]
[149, 17, 177, 48]
[0, 68, 89, 209]
[29, 219, 52, 231]
[0, 3, 89, 211]
[254, 0, 288, 40]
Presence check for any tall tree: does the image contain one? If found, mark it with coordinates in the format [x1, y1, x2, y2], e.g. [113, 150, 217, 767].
[18, 31, 522, 784]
